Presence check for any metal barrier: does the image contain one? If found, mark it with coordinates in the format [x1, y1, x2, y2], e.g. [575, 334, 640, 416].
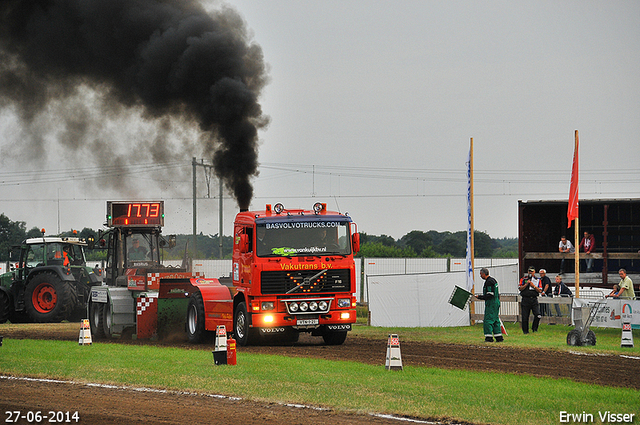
[471, 294, 573, 325]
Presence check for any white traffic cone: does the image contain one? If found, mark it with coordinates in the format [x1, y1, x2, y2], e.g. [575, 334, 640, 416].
[385, 334, 403, 371]
[78, 319, 92, 345]
[621, 321, 634, 348]
[213, 325, 227, 365]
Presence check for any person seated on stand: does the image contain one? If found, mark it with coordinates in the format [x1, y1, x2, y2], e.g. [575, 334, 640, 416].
[579, 230, 596, 272]
[558, 236, 574, 275]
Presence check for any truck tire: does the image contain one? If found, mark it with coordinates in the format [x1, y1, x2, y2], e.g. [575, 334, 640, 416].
[89, 302, 106, 339]
[25, 273, 73, 323]
[186, 292, 214, 343]
[322, 329, 348, 345]
[0, 290, 9, 324]
[235, 302, 259, 346]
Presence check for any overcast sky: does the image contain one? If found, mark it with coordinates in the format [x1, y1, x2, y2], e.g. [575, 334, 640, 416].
[1, 0, 639, 241]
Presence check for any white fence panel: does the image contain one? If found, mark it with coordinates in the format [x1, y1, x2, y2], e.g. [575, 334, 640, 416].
[193, 260, 233, 278]
[364, 258, 448, 275]
[472, 264, 520, 295]
[450, 258, 518, 272]
[368, 272, 471, 327]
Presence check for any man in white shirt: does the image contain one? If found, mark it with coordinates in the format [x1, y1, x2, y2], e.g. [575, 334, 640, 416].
[558, 236, 574, 275]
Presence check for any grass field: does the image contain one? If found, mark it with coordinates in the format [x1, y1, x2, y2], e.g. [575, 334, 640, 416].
[353, 321, 640, 354]
[1, 322, 639, 425]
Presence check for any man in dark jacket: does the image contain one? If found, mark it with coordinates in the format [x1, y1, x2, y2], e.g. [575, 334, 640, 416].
[519, 266, 542, 334]
[476, 268, 503, 342]
[553, 275, 573, 317]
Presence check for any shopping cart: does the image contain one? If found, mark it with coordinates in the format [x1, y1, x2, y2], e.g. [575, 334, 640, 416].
[566, 298, 607, 346]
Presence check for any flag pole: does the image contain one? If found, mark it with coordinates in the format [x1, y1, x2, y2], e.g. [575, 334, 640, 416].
[573, 130, 580, 297]
[470, 137, 475, 319]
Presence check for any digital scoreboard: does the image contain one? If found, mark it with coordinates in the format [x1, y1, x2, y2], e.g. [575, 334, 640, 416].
[107, 201, 164, 227]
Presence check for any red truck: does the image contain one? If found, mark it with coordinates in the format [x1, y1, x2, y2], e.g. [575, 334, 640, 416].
[187, 202, 360, 346]
[90, 201, 360, 346]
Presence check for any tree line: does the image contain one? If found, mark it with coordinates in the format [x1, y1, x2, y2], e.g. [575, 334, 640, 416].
[0, 213, 517, 261]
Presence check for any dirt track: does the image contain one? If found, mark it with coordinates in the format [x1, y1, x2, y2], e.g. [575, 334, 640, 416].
[1, 324, 639, 424]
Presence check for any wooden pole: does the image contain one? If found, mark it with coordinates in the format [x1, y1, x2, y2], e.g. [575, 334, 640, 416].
[574, 130, 580, 298]
[575, 217, 580, 297]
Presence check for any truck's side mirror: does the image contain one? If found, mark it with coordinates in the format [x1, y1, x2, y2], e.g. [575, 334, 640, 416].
[351, 233, 360, 254]
[161, 235, 177, 249]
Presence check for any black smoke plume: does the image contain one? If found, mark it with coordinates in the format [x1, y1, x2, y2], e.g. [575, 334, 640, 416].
[0, 0, 268, 209]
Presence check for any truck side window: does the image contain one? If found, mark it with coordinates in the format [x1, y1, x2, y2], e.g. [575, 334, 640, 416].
[245, 227, 253, 253]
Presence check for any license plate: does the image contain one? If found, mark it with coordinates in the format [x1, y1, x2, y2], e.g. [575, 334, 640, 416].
[297, 317, 319, 326]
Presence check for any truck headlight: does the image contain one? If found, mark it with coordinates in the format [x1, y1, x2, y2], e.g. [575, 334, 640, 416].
[299, 302, 309, 312]
[289, 302, 299, 312]
[309, 301, 318, 311]
[261, 301, 274, 311]
[338, 298, 350, 308]
[318, 301, 328, 311]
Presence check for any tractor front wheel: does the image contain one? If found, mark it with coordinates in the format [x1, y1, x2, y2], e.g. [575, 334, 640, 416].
[25, 274, 73, 323]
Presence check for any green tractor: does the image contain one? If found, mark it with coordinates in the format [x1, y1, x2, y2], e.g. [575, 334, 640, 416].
[0, 231, 102, 323]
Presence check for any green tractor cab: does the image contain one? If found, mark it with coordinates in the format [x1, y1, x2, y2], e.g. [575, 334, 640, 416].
[0, 233, 101, 323]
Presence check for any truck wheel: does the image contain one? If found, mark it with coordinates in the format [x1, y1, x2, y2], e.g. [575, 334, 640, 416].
[322, 329, 348, 345]
[566, 329, 582, 346]
[0, 291, 9, 324]
[25, 274, 73, 323]
[186, 292, 213, 343]
[235, 302, 258, 346]
[89, 302, 106, 339]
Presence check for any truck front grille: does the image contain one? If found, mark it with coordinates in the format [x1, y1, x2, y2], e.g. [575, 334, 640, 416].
[260, 269, 351, 295]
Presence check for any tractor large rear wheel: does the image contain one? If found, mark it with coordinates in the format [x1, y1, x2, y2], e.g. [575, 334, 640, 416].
[25, 274, 74, 323]
[186, 292, 214, 343]
[0, 290, 10, 324]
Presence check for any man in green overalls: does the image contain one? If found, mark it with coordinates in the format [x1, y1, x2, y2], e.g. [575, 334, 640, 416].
[476, 268, 503, 342]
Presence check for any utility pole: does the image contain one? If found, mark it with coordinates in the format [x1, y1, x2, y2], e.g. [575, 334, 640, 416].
[192, 158, 225, 259]
[219, 178, 223, 258]
[192, 157, 197, 256]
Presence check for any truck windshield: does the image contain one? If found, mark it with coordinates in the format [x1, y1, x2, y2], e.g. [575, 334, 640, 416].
[256, 220, 351, 257]
[126, 233, 160, 266]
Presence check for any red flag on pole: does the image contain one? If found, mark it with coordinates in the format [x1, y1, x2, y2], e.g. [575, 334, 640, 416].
[567, 130, 579, 228]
